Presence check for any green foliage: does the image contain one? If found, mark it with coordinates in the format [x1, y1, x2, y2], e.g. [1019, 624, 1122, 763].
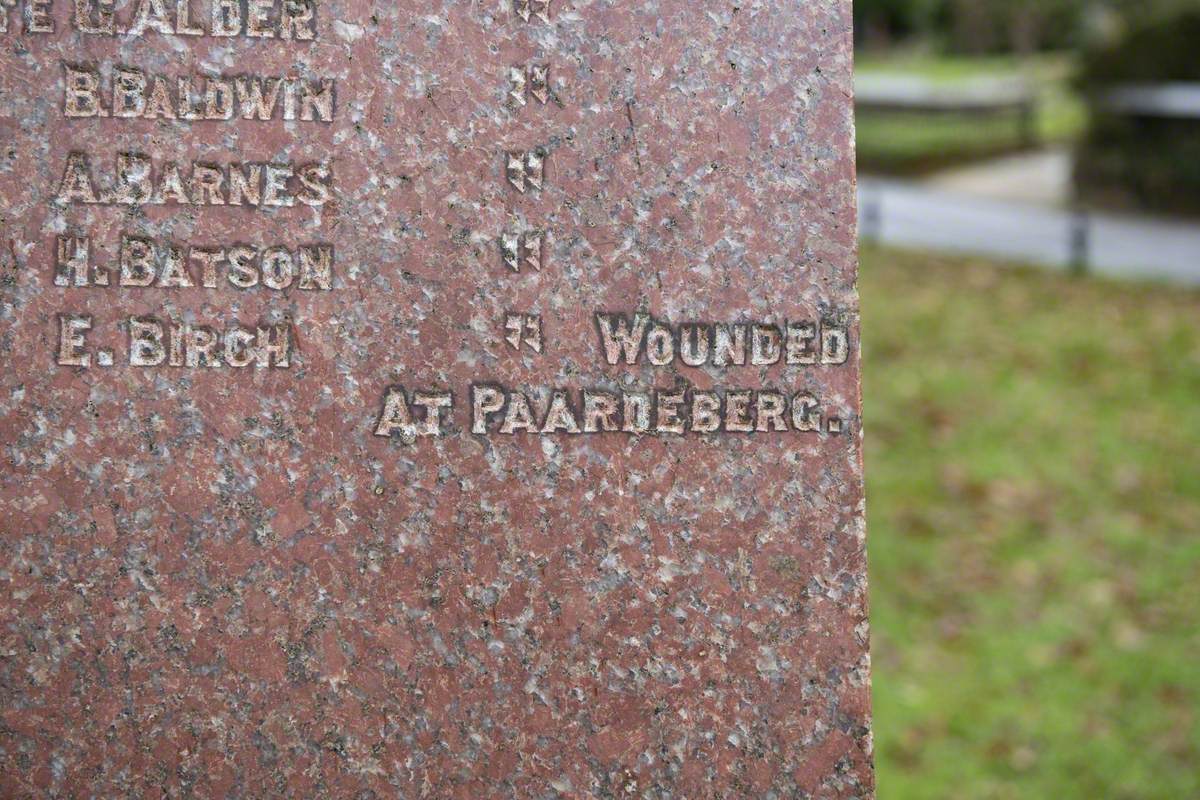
[856, 111, 1034, 174]
[1075, 117, 1200, 215]
[1075, 10, 1200, 215]
[855, 0, 1199, 53]
[856, 0, 1086, 52]
[1078, 9, 1200, 85]
[942, 0, 1084, 53]
[862, 246, 1200, 799]
[856, 0, 944, 42]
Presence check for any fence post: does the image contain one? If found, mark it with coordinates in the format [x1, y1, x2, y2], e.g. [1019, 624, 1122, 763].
[861, 185, 882, 245]
[1069, 206, 1091, 276]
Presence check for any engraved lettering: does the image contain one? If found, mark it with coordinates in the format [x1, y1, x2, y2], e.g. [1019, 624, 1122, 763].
[279, 0, 315, 40]
[412, 392, 452, 436]
[127, 0, 174, 36]
[68, 0, 317, 38]
[54, 235, 109, 287]
[375, 387, 415, 437]
[596, 313, 648, 365]
[471, 385, 505, 435]
[713, 324, 747, 367]
[375, 387, 452, 439]
[73, 0, 115, 33]
[622, 392, 651, 434]
[500, 392, 537, 434]
[680, 324, 710, 366]
[57, 314, 92, 366]
[645, 323, 674, 366]
[461, 387, 841, 437]
[791, 393, 820, 433]
[255, 325, 290, 368]
[211, 0, 239, 35]
[63, 64, 104, 117]
[582, 391, 619, 433]
[725, 391, 754, 432]
[128, 318, 291, 368]
[755, 391, 788, 433]
[246, 0, 274, 37]
[56, 152, 98, 203]
[175, 0, 201, 34]
[186, 325, 219, 367]
[236, 76, 282, 119]
[28, 0, 54, 33]
[751, 324, 782, 366]
[656, 390, 685, 434]
[120, 236, 156, 286]
[691, 392, 721, 433]
[129, 316, 165, 366]
[295, 162, 331, 205]
[595, 312, 852, 369]
[822, 326, 849, 365]
[540, 390, 580, 434]
[224, 329, 257, 367]
[110, 237, 335, 291]
[56, 154, 333, 207]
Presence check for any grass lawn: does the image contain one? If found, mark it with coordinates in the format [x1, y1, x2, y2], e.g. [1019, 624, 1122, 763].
[856, 53, 1087, 175]
[860, 246, 1200, 799]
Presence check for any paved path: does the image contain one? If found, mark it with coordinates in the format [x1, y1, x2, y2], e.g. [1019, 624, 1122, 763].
[858, 177, 1200, 286]
[923, 148, 1073, 206]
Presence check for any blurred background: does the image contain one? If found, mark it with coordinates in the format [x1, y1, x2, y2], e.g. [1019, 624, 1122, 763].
[853, 0, 1200, 797]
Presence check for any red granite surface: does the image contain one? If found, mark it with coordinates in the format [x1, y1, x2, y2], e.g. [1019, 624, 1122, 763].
[0, 1, 870, 796]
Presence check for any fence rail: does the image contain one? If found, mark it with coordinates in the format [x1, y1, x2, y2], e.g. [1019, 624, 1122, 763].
[858, 178, 1200, 286]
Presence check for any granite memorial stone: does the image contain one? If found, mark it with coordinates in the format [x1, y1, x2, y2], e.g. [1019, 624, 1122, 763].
[0, 0, 871, 796]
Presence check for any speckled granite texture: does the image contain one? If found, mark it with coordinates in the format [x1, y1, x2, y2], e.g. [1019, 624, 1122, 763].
[0, 0, 870, 796]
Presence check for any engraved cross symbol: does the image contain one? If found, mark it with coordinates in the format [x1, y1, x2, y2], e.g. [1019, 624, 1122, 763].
[504, 314, 543, 353]
[506, 150, 546, 193]
[510, 64, 551, 107]
[529, 65, 550, 103]
[500, 231, 544, 273]
[514, 0, 550, 23]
